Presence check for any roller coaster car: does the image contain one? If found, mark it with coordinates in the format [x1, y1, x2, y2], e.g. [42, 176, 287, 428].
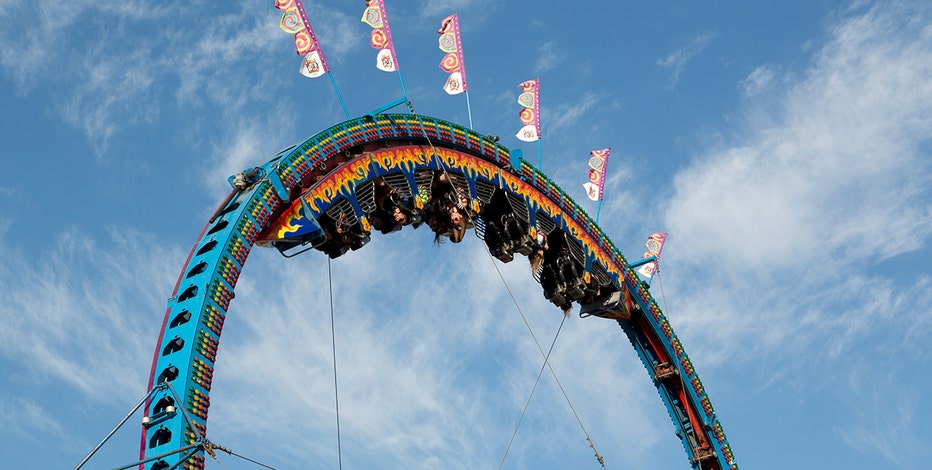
[270, 227, 329, 257]
[578, 289, 633, 321]
[480, 190, 536, 263]
[539, 250, 588, 306]
[537, 230, 602, 311]
[369, 177, 416, 234]
[316, 212, 370, 259]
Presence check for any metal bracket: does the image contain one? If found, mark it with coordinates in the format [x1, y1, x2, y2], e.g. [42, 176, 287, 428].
[367, 97, 407, 117]
[627, 255, 657, 270]
[266, 168, 290, 202]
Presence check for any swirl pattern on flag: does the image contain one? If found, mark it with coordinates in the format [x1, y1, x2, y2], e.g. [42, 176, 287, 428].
[362, 0, 399, 72]
[439, 32, 456, 52]
[437, 14, 468, 95]
[515, 78, 540, 142]
[274, 0, 329, 76]
[370, 29, 388, 48]
[583, 147, 611, 201]
[440, 52, 459, 72]
[280, 9, 302, 33]
[637, 232, 668, 279]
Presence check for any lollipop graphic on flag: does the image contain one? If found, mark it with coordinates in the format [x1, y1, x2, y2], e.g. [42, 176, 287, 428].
[516, 79, 540, 142]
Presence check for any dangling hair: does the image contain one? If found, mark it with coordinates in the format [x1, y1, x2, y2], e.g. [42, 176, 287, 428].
[529, 248, 544, 273]
[449, 216, 467, 243]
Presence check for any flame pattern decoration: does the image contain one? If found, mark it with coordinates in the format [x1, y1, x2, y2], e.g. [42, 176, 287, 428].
[267, 146, 627, 286]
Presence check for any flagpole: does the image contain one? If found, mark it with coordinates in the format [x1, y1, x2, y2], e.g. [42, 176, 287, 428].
[328, 72, 351, 120]
[396, 70, 408, 102]
[537, 138, 543, 170]
[279, 1, 348, 120]
[464, 91, 474, 129]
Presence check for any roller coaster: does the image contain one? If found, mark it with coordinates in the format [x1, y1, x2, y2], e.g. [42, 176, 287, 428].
[122, 112, 738, 469]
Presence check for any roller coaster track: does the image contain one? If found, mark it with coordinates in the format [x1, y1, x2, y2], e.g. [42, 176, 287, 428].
[141, 113, 737, 470]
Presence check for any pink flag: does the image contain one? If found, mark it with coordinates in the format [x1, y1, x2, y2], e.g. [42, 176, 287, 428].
[438, 14, 468, 95]
[636, 233, 668, 279]
[361, 0, 399, 72]
[274, 0, 330, 78]
[516, 79, 540, 142]
[583, 148, 611, 201]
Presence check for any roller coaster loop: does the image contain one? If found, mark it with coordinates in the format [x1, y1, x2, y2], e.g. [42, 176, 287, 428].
[140, 113, 737, 470]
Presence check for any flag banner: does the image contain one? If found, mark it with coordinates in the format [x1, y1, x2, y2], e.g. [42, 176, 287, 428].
[583, 147, 611, 201]
[516, 79, 540, 142]
[274, 0, 330, 76]
[637, 232, 668, 279]
[443, 71, 464, 95]
[438, 14, 468, 95]
[299, 51, 325, 78]
[516, 124, 539, 142]
[362, 0, 399, 72]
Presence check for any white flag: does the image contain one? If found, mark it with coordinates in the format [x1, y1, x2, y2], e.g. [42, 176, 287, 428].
[516, 124, 539, 142]
[583, 182, 601, 201]
[443, 72, 464, 95]
[376, 48, 397, 72]
[299, 51, 325, 78]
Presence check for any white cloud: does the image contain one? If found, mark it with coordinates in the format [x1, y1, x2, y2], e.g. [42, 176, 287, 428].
[741, 64, 778, 97]
[202, 111, 297, 197]
[0, 396, 68, 447]
[0, 2, 290, 157]
[660, 3, 932, 465]
[60, 48, 160, 157]
[544, 92, 603, 140]
[417, 0, 481, 20]
[534, 41, 568, 73]
[837, 364, 928, 466]
[310, 5, 363, 59]
[656, 31, 714, 90]
[170, 5, 282, 108]
[0, 227, 180, 401]
[667, 3, 932, 276]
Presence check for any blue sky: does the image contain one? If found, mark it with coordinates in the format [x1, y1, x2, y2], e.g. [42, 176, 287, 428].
[1, 0, 931, 469]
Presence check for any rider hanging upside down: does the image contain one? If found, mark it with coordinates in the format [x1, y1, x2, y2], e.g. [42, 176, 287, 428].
[370, 177, 420, 234]
[425, 171, 473, 244]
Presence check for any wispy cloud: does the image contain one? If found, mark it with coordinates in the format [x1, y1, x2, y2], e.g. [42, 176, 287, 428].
[0, 227, 181, 401]
[837, 365, 929, 466]
[656, 31, 714, 90]
[0, 396, 68, 448]
[0, 2, 290, 158]
[544, 92, 603, 138]
[661, 2, 932, 465]
[534, 41, 568, 73]
[667, 5, 932, 276]
[417, 0, 482, 20]
[741, 64, 778, 97]
[201, 109, 299, 197]
[309, 4, 363, 59]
